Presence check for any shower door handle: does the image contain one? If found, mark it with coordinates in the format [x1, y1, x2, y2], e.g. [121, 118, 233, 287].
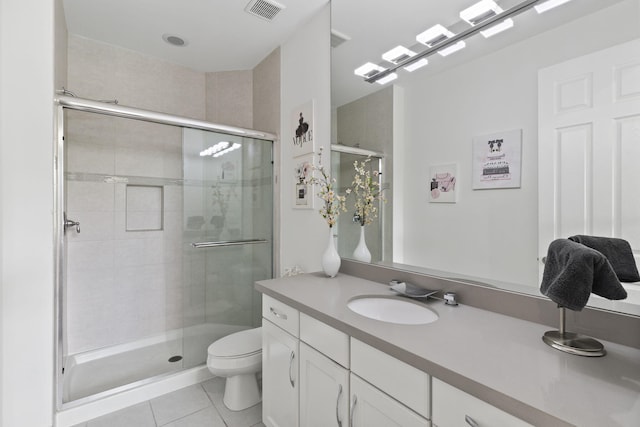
[64, 213, 80, 234]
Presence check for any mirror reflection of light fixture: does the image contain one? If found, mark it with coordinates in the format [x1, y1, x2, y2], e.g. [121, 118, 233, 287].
[404, 58, 429, 72]
[383, 46, 429, 72]
[460, 0, 501, 24]
[354, 62, 386, 78]
[480, 18, 514, 38]
[417, 24, 465, 57]
[535, 0, 572, 14]
[416, 24, 454, 47]
[382, 45, 415, 64]
[460, 0, 514, 38]
[375, 73, 398, 85]
[437, 41, 466, 57]
[199, 141, 242, 157]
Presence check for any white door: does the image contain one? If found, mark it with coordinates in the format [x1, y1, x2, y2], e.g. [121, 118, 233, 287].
[299, 343, 349, 427]
[262, 319, 299, 427]
[538, 38, 640, 279]
[349, 374, 429, 427]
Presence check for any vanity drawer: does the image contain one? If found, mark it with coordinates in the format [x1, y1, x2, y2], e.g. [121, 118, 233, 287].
[432, 378, 533, 427]
[262, 295, 299, 337]
[351, 338, 430, 419]
[300, 312, 349, 368]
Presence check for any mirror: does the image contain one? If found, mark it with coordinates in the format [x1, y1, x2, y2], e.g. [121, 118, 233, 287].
[331, 0, 640, 316]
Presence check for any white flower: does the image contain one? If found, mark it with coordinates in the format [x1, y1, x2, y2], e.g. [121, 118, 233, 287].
[305, 148, 347, 228]
[348, 157, 385, 226]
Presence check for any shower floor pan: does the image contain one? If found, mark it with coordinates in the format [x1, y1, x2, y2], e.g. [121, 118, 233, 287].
[62, 323, 248, 403]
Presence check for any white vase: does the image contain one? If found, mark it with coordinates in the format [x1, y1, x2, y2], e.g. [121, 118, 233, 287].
[353, 225, 371, 263]
[322, 228, 341, 278]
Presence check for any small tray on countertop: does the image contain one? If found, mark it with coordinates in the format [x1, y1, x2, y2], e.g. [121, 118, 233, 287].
[390, 281, 439, 298]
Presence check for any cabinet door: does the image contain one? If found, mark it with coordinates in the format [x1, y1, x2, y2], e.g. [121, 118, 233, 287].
[350, 374, 429, 427]
[262, 319, 299, 427]
[299, 343, 349, 427]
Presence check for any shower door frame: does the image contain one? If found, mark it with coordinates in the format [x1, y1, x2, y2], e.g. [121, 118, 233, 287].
[53, 95, 277, 410]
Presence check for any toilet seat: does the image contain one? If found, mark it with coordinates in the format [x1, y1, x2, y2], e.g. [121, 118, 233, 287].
[208, 327, 262, 359]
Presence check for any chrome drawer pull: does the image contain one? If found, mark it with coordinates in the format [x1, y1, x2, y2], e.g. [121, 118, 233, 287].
[465, 415, 479, 427]
[270, 307, 288, 320]
[289, 351, 295, 388]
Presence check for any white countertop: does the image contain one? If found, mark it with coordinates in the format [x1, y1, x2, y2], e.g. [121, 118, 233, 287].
[256, 273, 640, 427]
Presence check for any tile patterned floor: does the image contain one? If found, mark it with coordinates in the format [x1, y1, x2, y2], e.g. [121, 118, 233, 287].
[72, 378, 265, 427]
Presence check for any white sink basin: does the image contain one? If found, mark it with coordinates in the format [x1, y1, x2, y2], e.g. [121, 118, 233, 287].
[347, 297, 438, 325]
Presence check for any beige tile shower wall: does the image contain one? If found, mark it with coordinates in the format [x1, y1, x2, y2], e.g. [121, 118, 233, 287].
[67, 35, 206, 119]
[65, 34, 264, 353]
[253, 48, 281, 135]
[205, 70, 253, 128]
[65, 112, 185, 354]
[66, 35, 208, 354]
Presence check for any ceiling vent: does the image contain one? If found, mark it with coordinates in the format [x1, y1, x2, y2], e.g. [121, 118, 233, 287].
[331, 29, 351, 48]
[245, 0, 286, 21]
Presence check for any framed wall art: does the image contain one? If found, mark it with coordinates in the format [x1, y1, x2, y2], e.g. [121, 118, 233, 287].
[293, 154, 314, 209]
[472, 129, 522, 190]
[429, 163, 458, 203]
[291, 100, 314, 157]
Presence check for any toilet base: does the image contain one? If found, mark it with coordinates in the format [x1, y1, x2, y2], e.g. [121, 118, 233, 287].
[223, 373, 261, 411]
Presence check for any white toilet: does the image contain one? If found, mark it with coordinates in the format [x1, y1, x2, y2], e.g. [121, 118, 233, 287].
[207, 327, 263, 411]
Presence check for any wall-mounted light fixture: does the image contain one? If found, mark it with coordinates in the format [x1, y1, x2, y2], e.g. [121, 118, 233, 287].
[356, 0, 573, 84]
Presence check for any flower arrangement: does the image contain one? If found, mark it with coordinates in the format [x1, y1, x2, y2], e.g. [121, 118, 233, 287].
[305, 148, 346, 228]
[348, 157, 384, 226]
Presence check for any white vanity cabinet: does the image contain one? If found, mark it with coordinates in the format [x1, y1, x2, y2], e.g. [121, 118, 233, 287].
[432, 378, 533, 427]
[262, 296, 300, 427]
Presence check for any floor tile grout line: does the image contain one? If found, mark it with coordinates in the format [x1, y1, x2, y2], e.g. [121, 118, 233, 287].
[201, 382, 231, 427]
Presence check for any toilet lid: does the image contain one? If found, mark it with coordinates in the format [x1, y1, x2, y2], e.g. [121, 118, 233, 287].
[208, 327, 262, 358]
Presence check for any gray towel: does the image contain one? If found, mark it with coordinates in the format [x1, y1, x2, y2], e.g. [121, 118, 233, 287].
[568, 235, 640, 282]
[540, 239, 627, 311]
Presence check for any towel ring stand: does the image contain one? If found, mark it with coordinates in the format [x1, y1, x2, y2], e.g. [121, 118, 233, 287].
[542, 307, 606, 357]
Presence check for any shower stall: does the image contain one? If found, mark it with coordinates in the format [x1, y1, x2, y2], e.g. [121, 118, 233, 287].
[55, 97, 274, 407]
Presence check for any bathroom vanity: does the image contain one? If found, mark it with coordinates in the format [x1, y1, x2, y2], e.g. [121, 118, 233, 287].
[257, 273, 640, 427]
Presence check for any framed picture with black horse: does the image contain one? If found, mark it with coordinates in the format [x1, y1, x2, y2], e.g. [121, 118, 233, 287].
[291, 100, 314, 157]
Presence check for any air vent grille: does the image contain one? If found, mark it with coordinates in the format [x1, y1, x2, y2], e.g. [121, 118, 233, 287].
[245, 0, 286, 21]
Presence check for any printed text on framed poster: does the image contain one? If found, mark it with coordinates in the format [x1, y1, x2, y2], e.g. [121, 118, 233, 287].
[291, 100, 314, 157]
[472, 129, 522, 190]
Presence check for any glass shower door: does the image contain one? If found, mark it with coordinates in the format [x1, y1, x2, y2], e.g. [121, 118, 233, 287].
[181, 128, 273, 368]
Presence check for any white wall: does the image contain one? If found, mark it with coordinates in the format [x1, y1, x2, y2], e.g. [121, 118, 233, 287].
[279, 4, 331, 274]
[399, 0, 640, 287]
[0, 0, 55, 425]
